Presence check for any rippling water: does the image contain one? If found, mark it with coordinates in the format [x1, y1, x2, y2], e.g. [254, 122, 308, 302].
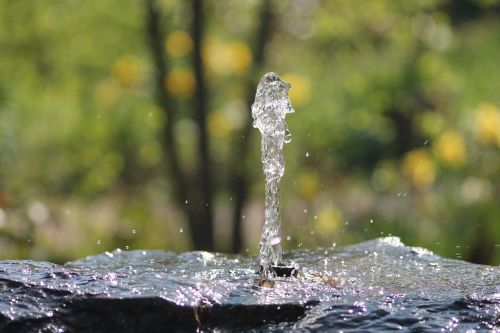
[0, 237, 498, 332]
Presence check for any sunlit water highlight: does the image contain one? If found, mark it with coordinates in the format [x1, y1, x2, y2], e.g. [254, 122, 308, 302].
[0, 238, 498, 331]
[252, 72, 294, 277]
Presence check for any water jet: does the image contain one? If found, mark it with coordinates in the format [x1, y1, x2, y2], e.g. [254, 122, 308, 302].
[251, 72, 298, 279]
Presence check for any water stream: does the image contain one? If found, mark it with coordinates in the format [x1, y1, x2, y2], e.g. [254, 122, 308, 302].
[252, 72, 294, 278]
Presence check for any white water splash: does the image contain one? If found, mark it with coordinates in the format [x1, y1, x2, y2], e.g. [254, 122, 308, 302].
[252, 72, 294, 278]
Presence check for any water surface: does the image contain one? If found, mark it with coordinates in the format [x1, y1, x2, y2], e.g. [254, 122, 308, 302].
[0, 237, 498, 332]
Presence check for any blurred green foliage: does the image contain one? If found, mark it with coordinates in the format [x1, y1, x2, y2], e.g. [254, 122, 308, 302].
[0, 0, 499, 264]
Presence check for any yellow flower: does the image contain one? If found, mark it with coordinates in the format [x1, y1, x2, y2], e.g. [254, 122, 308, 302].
[203, 39, 252, 76]
[208, 112, 232, 139]
[165, 30, 193, 57]
[402, 149, 436, 190]
[164, 68, 196, 97]
[433, 130, 466, 167]
[473, 103, 500, 146]
[202, 38, 215, 65]
[203, 39, 230, 76]
[314, 207, 342, 236]
[228, 42, 252, 74]
[297, 171, 319, 200]
[112, 55, 141, 88]
[282, 73, 310, 106]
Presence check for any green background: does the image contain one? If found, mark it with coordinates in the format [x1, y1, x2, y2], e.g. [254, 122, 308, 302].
[0, 0, 499, 264]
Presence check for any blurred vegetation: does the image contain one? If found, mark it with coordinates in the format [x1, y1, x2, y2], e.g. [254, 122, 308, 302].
[0, 0, 499, 265]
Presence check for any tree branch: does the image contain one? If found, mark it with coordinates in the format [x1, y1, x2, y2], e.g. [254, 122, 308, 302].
[145, 0, 187, 208]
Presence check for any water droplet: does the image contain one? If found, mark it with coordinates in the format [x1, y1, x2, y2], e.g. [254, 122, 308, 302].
[270, 237, 281, 245]
[284, 130, 292, 143]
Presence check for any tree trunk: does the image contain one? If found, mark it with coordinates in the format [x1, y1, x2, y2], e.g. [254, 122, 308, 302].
[230, 0, 274, 253]
[145, 0, 187, 203]
[190, 0, 214, 251]
[146, 0, 214, 251]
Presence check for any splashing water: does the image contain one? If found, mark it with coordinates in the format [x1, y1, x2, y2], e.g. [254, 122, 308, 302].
[1, 238, 498, 331]
[252, 72, 294, 278]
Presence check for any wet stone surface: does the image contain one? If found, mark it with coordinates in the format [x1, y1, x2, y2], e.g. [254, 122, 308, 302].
[0, 237, 498, 332]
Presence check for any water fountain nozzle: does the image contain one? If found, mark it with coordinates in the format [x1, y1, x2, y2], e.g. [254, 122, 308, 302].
[259, 261, 300, 278]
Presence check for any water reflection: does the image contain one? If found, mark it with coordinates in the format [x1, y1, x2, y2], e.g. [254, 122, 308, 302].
[0, 237, 498, 331]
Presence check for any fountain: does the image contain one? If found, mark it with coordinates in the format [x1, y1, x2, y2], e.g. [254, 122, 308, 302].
[251, 72, 297, 279]
[0, 73, 498, 332]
